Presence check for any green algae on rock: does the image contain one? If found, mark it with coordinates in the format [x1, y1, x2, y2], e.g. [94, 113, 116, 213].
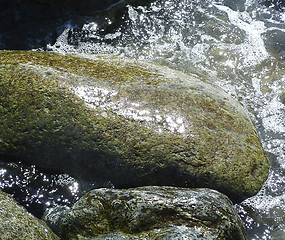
[59, 186, 249, 240]
[0, 190, 59, 240]
[0, 50, 269, 202]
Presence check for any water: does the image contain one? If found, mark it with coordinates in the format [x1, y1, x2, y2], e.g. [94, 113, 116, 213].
[45, 0, 285, 238]
[0, 159, 81, 218]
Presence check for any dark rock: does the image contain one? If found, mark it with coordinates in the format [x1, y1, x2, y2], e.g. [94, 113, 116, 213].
[0, 50, 269, 202]
[42, 205, 71, 235]
[60, 186, 249, 240]
[262, 29, 285, 60]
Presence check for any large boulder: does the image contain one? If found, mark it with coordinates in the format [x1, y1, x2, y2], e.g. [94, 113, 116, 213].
[0, 50, 269, 202]
[59, 186, 248, 239]
[0, 190, 59, 240]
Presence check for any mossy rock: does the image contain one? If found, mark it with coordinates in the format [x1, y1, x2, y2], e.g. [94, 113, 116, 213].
[59, 186, 248, 240]
[0, 190, 59, 240]
[0, 50, 269, 202]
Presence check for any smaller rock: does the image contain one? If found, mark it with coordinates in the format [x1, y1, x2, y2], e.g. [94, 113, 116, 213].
[0, 190, 59, 240]
[42, 205, 71, 236]
[60, 186, 248, 240]
[262, 30, 285, 59]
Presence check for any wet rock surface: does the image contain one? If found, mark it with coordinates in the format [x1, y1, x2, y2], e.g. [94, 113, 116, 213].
[42, 205, 71, 236]
[262, 29, 285, 60]
[0, 50, 269, 202]
[59, 186, 248, 240]
[0, 189, 59, 240]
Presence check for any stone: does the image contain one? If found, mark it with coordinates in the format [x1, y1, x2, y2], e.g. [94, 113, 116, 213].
[59, 186, 249, 240]
[262, 29, 285, 60]
[42, 205, 71, 235]
[0, 190, 59, 240]
[0, 50, 269, 202]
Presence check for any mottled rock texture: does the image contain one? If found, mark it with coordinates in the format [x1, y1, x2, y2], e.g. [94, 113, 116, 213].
[60, 186, 248, 240]
[0, 50, 269, 202]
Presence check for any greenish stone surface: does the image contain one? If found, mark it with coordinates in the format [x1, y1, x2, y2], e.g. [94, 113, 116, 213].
[0, 50, 269, 202]
[0, 190, 59, 240]
[59, 186, 248, 240]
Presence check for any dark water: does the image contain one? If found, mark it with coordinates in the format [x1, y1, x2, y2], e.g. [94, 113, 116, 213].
[0, 159, 81, 218]
[44, 0, 285, 239]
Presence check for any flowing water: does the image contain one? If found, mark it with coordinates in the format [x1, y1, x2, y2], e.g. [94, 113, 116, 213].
[41, 0, 285, 238]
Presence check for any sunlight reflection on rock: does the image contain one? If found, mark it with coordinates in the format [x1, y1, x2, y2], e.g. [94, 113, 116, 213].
[73, 85, 187, 134]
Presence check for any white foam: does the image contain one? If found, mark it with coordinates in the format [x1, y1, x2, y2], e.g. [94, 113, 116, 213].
[214, 4, 268, 67]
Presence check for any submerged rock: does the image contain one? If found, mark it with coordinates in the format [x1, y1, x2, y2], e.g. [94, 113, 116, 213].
[59, 186, 248, 240]
[0, 190, 59, 240]
[262, 29, 285, 60]
[0, 50, 268, 202]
